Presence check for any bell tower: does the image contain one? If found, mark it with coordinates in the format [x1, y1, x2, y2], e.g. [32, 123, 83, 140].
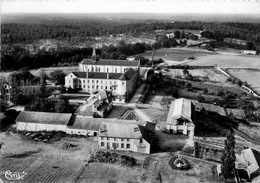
[91, 46, 99, 62]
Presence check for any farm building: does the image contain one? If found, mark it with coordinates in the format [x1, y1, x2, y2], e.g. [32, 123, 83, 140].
[98, 121, 154, 154]
[16, 111, 73, 132]
[236, 148, 260, 183]
[67, 116, 101, 136]
[166, 98, 195, 139]
[75, 90, 113, 118]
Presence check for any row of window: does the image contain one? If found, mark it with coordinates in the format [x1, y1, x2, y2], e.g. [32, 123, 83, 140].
[100, 142, 131, 149]
[82, 66, 129, 73]
[100, 137, 130, 141]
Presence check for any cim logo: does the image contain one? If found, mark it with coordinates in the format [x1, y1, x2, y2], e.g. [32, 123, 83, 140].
[0, 170, 27, 181]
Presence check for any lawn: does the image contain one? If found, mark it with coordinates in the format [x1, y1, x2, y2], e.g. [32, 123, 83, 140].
[227, 68, 260, 94]
[138, 48, 218, 62]
[188, 54, 260, 68]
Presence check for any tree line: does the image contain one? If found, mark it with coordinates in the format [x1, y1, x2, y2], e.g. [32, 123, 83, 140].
[2, 20, 260, 45]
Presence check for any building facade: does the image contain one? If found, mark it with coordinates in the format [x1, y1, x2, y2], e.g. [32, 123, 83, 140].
[98, 122, 153, 154]
[166, 98, 195, 140]
[65, 48, 140, 103]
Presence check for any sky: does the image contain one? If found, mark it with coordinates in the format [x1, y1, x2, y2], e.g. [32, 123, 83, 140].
[2, 0, 260, 14]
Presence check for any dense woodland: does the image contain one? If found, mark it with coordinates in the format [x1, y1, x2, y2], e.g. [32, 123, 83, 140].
[2, 19, 260, 44]
[1, 18, 260, 72]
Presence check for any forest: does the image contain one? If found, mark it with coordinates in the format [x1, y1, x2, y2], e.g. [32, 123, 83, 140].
[2, 19, 260, 44]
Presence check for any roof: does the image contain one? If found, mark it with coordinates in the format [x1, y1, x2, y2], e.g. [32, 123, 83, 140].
[80, 59, 139, 67]
[68, 116, 101, 131]
[68, 118, 143, 131]
[71, 72, 122, 80]
[99, 121, 152, 142]
[167, 98, 194, 125]
[118, 68, 137, 81]
[241, 148, 260, 177]
[16, 111, 72, 125]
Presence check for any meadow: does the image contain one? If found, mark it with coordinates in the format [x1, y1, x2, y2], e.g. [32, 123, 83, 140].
[138, 48, 218, 62]
[227, 68, 260, 94]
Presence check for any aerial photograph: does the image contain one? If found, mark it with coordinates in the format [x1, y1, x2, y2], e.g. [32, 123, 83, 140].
[0, 0, 260, 182]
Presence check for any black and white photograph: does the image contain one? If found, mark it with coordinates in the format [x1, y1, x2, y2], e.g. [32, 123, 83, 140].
[1, 0, 260, 182]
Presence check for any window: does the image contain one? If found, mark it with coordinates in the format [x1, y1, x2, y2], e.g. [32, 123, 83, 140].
[101, 142, 104, 147]
[101, 86, 103, 89]
[101, 80, 102, 84]
[122, 82, 124, 86]
[114, 81, 116, 85]
[83, 80, 85, 83]
[97, 80, 98, 83]
[83, 85, 85, 88]
[115, 68, 117, 73]
[92, 80, 94, 83]
[97, 86, 99, 89]
[106, 86, 107, 89]
[140, 138, 143, 143]
[127, 138, 129, 142]
[88, 80, 89, 83]
[121, 144, 124, 148]
[117, 143, 119, 148]
[126, 144, 130, 149]
[92, 86, 94, 89]
[107, 142, 110, 148]
[101, 137, 104, 140]
[107, 68, 109, 72]
[121, 138, 123, 141]
[107, 137, 110, 140]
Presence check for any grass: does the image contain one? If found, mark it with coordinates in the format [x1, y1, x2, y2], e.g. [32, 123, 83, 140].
[138, 48, 218, 61]
[188, 54, 260, 68]
[227, 68, 260, 94]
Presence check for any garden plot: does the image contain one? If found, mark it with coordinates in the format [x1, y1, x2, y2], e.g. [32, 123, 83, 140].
[0, 156, 85, 183]
[169, 69, 228, 83]
[227, 68, 260, 95]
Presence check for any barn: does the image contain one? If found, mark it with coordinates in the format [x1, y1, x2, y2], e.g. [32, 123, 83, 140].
[16, 111, 72, 132]
[66, 117, 102, 136]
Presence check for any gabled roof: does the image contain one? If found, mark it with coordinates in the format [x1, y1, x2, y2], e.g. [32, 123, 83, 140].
[241, 148, 260, 178]
[166, 98, 194, 125]
[99, 121, 152, 143]
[118, 68, 137, 81]
[80, 59, 139, 67]
[16, 111, 72, 125]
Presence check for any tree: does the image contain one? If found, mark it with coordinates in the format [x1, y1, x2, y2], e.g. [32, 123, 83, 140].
[49, 70, 66, 85]
[221, 130, 236, 180]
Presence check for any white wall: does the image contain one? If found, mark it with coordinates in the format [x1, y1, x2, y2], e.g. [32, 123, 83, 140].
[16, 122, 67, 132]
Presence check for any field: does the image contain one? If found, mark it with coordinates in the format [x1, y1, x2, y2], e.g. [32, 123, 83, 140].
[31, 66, 79, 76]
[0, 156, 85, 183]
[227, 68, 260, 94]
[169, 69, 228, 84]
[138, 48, 218, 62]
[187, 54, 260, 68]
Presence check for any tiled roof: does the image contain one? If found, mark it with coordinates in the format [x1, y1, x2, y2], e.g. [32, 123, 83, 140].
[81, 59, 139, 67]
[16, 111, 72, 125]
[167, 98, 194, 125]
[72, 72, 122, 80]
[99, 121, 152, 143]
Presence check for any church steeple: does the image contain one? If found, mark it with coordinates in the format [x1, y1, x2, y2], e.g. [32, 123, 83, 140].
[91, 46, 99, 62]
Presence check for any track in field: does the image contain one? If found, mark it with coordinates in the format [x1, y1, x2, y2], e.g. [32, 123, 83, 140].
[0, 156, 86, 183]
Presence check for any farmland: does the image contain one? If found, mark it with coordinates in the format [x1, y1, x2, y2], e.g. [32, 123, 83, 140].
[187, 54, 260, 68]
[0, 156, 85, 183]
[138, 48, 218, 62]
[227, 68, 260, 94]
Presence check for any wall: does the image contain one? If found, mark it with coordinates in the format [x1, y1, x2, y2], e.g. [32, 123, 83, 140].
[16, 122, 67, 132]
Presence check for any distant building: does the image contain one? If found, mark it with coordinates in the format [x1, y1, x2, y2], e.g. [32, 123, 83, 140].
[236, 148, 260, 183]
[166, 98, 195, 139]
[240, 50, 257, 55]
[16, 111, 73, 132]
[75, 90, 113, 118]
[65, 47, 140, 103]
[98, 121, 154, 154]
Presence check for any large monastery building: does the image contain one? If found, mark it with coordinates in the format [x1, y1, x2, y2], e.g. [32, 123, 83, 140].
[65, 47, 140, 103]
